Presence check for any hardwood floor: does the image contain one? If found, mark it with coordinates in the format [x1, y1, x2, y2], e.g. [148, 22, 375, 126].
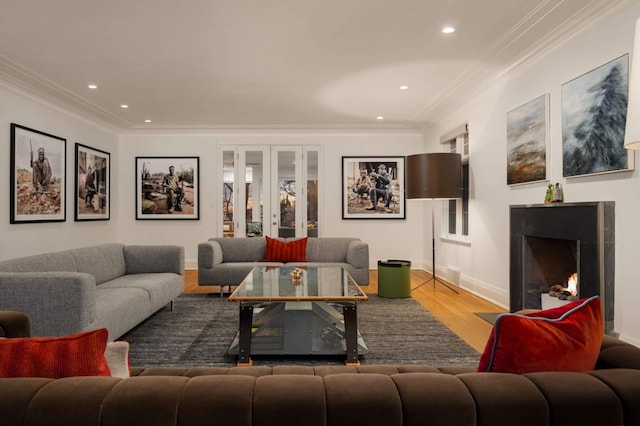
[183, 269, 506, 353]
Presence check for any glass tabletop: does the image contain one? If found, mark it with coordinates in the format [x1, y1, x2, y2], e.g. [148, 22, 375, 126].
[228, 266, 368, 302]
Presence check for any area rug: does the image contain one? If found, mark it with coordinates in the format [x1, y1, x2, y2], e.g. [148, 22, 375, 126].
[120, 294, 481, 368]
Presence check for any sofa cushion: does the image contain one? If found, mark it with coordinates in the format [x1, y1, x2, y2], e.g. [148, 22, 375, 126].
[69, 244, 127, 285]
[477, 296, 603, 374]
[0, 251, 77, 273]
[214, 238, 267, 263]
[98, 273, 183, 313]
[93, 287, 152, 341]
[124, 245, 184, 275]
[263, 237, 308, 262]
[0, 328, 110, 378]
[305, 238, 357, 263]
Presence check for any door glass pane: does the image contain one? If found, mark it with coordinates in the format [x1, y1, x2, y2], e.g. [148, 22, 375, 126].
[278, 151, 296, 238]
[307, 151, 318, 237]
[222, 150, 235, 237]
[245, 150, 264, 237]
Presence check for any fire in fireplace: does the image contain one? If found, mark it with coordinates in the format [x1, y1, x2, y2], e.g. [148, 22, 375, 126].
[543, 273, 579, 310]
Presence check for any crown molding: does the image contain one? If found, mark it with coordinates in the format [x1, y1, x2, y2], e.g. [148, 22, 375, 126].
[0, 53, 128, 132]
[417, 0, 635, 131]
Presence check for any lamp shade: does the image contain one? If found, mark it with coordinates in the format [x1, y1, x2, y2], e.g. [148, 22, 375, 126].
[625, 16, 640, 150]
[406, 153, 462, 199]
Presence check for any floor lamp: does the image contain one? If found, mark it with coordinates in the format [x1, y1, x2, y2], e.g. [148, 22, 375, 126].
[406, 152, 462, 293]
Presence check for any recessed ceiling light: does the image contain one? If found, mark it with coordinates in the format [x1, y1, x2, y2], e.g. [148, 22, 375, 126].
[144, 119, 152, 123]
[400, 85, 409, 90]
[120, 104, 129, 109]
[376, 116, 384, 120]
[442, 26, 455, 34]
[87, 84, 98, 90]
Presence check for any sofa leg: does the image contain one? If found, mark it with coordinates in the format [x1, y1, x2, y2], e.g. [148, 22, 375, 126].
[170, 300, 175, 311]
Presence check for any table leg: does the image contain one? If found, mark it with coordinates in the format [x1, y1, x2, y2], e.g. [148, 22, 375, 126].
[237, 304, 254, 366]
[342, 304, 360, 365]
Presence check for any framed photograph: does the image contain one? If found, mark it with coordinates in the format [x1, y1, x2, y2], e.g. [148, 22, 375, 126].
[136, 156, 199, 220]
[75, 143, 110, 221]
[10, 123, 66, 224]
[507, 94, 549, 185]
[562, 54, 634, 177]
[342, 156, 405, 219]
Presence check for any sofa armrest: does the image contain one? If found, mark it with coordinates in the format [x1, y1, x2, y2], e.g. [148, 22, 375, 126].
[347, 240, 369, 270]
[198, 241, 223, 270]
[124, 245, 185, 275]
[0, 272, 96, 337]
[596, 335, 640, 370]
[0, 310, 31, 338]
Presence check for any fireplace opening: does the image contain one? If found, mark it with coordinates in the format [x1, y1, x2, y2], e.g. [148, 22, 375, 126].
[523, 236, 579, 310]
[510, 202, 615, 334]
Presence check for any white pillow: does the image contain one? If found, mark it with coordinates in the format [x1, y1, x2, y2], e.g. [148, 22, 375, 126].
[104, 341, 130, 378]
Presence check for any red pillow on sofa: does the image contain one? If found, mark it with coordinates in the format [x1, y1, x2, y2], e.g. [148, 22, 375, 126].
[477, 296, 603, 374]
[0, 328, 111, 378]
[263, 236, 308, 262]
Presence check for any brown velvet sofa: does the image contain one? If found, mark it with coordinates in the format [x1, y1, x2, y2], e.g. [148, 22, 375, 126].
[2, 310, 640, 426]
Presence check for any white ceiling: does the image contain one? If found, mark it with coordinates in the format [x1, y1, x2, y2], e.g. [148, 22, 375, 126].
[0, 0, 629, 132]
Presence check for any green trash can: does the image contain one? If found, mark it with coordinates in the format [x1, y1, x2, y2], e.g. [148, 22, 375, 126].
[377, 260, 411, 298]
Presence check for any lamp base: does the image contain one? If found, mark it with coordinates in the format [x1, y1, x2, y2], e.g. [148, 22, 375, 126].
[411, 276, 459, 294]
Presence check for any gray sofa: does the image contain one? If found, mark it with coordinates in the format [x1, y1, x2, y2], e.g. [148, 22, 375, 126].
[0, 243, 184, 341]
[198, 237, 369, 295]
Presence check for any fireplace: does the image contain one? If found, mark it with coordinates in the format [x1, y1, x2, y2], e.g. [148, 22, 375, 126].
[510, 202, 615, 334]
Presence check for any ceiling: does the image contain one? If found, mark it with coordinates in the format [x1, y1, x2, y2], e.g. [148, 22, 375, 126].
[0, 0, 627, 132]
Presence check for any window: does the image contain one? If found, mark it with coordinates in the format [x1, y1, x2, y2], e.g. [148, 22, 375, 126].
[442, 125, 469, 241]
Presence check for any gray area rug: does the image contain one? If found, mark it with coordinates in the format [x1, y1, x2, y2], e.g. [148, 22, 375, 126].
[120, 294, 481, 368]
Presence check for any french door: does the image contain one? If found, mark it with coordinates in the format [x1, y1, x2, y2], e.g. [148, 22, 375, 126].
[219, 145, 320, 238]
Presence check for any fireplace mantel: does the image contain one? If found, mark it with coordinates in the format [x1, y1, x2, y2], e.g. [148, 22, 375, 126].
[509, 202, 615, 333]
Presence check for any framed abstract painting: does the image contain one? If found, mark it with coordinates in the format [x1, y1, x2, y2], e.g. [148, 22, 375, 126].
[562, 54, 633, 177]
[507, 94, 549, 185]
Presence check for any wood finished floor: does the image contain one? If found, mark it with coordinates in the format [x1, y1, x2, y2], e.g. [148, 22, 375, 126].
[183, 269, 506, 353]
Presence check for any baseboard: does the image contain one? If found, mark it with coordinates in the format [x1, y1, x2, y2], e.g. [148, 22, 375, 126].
[460, 275, 508, 309]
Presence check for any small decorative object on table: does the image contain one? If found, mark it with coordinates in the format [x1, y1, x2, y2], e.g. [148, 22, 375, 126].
[290, 268, 304, 285]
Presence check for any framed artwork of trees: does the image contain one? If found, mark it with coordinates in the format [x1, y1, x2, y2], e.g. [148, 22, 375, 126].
[561, 54, 634, 177]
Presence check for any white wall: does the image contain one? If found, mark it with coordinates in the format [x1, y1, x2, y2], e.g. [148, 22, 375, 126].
[118, 131, 425, 269]
[0, 83, 119, 260]
[422, 2, 640, 345]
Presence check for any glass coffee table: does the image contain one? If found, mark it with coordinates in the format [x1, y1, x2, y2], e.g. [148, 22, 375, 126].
[228, 266, 368, 366]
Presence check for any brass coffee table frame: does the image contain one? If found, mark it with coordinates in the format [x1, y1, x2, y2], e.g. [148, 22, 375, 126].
[228, 266, 368, 366]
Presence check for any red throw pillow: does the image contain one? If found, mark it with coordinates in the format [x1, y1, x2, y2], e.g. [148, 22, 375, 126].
[477, 296, 603, 374]
[0, 328, 111, 378]
[263, 236, 308, 262]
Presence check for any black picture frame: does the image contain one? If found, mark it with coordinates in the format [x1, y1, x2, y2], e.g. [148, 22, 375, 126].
[342, 156, 405, 219]
[75, 143, 110, 221]
[136, 156, 200, 220]
[10, 123, 66, 224]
